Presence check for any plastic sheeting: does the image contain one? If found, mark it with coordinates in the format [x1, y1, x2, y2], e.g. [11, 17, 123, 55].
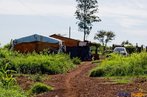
[13, 34, 62, 46]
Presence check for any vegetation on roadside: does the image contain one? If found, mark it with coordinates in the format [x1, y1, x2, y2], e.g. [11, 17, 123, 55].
[72, 57, 81, 65]
[29, 82, 53, 95]
[0, 87, 26, 97]
[0, 63, 16, 89]
[0, 49, 76, 74]
[0, 63, 26, 97]
[0, 47, 77, 96]
[90, 52, 147, 77]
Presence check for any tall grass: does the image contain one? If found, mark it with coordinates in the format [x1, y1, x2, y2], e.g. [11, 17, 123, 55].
[0, 87, 26, 97]
[90, 52, 147, 77]
[0, 49, 75, 74]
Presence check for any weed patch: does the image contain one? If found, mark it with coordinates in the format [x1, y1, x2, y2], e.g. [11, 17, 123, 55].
[0, 49, 75, 74]
[29, 82, 53, 95]
[90, 52, 147, 77]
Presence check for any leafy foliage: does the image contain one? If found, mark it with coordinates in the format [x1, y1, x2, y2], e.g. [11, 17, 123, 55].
[94, 30, 115, 47]
[72, 57, 81, 65]
[121, 40, 133, 46]
[94, 30, 115, 54]
[0, 49, 75, 74]
[125, 46, 136, 54]
[0, 63, 16, 89]
[29, 82, 53, 95]
[75, 0, 101, 40]
[90, 52, 147, 77]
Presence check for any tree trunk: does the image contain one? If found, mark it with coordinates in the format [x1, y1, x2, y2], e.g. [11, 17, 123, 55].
[83, 0, 86, 41]
[84, 30, 86, 41]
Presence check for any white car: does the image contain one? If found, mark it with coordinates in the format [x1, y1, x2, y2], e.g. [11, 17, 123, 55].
[113, 47, 128, 56]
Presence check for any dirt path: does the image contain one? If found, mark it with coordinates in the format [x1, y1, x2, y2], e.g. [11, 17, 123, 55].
[36, 62, 96, 97]
[64, 62, 95, 97]
[35, 62, 147, 97]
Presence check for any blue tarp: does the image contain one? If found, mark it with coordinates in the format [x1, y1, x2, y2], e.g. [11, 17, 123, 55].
[13, 34, 62, 45]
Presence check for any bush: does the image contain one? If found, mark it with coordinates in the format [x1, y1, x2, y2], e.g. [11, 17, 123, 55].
[0, 49, 75, 74]
[125, 46, 136, 54]
[90, 52, 147, 77]
[90, 68, 105, 77]
[29, 82, 53, 95]
[72, 57, 81, 65]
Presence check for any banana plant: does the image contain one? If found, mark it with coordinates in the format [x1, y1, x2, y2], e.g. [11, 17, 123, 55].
[0, 63, 16, 89]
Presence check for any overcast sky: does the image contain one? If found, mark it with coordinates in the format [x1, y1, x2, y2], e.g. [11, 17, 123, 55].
[0, 0, 147, 46]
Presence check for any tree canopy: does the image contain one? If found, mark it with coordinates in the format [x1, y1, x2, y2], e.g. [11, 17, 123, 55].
[94, 30, 115, 47]
[75, 0, 101, 41]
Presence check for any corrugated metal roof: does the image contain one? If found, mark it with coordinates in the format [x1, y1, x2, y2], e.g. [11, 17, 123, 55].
[13, 34, 62, 45]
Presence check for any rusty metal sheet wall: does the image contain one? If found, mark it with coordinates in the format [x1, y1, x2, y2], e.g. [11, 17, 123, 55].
[50, 34, 80, 47]
[14, 42, 59, 53]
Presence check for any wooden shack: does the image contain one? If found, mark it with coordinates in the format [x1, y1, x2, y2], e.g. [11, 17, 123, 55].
[50, 34, 80, 47]
[50, 34, 92, 60]
[12, 34, 62, 53]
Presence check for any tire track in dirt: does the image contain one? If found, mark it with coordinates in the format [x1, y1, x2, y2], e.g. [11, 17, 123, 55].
[36, 62, 96, 97]
[64, 62, 95, 97]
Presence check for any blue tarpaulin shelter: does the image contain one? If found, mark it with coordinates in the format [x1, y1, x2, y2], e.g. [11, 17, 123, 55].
[13, 34, 62, 45]
[12, 34, 62, 53]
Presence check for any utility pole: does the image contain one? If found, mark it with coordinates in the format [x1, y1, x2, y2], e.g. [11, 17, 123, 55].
[69, 26, 71, 38]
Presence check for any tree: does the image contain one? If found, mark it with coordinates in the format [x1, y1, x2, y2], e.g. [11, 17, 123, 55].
[121, 40, 133, 46]
[75, 0, 101, 41]
[94, 30, 115, 51]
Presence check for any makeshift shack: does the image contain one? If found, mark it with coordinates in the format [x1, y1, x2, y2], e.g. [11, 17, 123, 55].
[12, 34, 62, 53]
[50, 34, 92, 60]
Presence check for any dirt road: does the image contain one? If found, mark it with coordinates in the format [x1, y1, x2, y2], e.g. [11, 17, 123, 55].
[35, 62, 147, 97]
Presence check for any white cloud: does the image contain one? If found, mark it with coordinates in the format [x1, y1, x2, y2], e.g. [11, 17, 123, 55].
[115, 16, 145, 28]
[99, 0, 147, 18]
[0, 0, 76, 16]
[98, 0, 147, 28]
[100, 4, 147, 18]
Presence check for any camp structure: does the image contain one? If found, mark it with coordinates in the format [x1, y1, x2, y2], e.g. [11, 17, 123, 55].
[50, 34, 80, 47]
[50, 34, 92, 61]
[12, 34, 62, 53]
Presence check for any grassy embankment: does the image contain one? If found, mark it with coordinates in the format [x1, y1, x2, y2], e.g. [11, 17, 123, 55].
[90, 52, 147, 83]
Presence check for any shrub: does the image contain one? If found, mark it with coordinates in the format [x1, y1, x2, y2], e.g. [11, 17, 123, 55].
[72, 57, 81, 65]
[5, 53, 75, 74]
[29, 82, 53, 95]
[0, 49, 76, 74]
[125, 46, 136, 54]
[90, 52, 147, 77]
[90, 68, 105, 77]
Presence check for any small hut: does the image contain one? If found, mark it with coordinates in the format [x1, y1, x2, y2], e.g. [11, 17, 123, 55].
[12, 34, 62, 53]
[50, 34, 91, 60]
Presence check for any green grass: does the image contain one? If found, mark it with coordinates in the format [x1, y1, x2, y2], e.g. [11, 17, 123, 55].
[0, 49, 76, 74]
[108, 75, 147, 84]
[0, 48, 76, 96]
[72, 57, 81, 65]
[0, 85, 27, 97]
[109, 76, 133, 84]
[90, 52, 147, 77]
[29, 82, 53, 95]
